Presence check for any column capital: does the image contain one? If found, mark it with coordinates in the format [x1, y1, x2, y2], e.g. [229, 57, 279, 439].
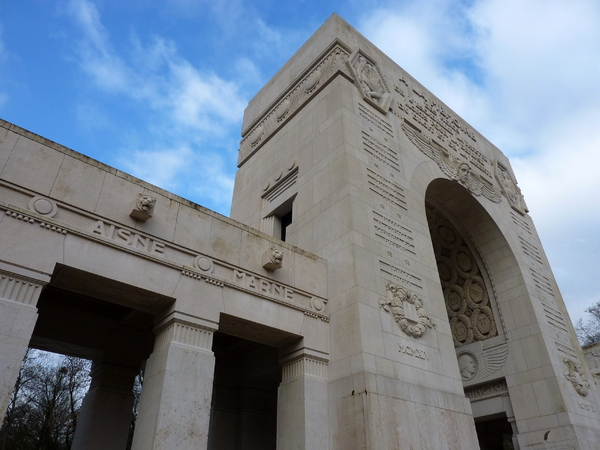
[279, 347, 329, 382]
[0, 264, 49, 307]
[153, 312, 218, 352]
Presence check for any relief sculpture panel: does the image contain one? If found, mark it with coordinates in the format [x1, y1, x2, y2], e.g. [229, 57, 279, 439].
[427, 204, 498, 346]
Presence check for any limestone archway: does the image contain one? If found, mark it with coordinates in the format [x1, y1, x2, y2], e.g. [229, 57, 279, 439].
[425, 177, 521, 448]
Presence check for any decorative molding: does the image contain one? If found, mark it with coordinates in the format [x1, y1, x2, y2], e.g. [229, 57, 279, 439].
[379, 282, 435, 338]
[281, 355, 328, 381]
[6, 209, 68, 234]
[346, 48, 392, 114]
[238, 41, 352, 165]
[154, 319, 214, 351]
[262, 162, 298, 202]
[0, 204, 328, 322]
[181, 269, 224, 288]
[564, 358, 590, 397]
[0, 273, 44, 306]
[29, 196, 57, 218]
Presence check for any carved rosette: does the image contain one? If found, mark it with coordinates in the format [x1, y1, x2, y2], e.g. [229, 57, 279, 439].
[379, 283, 435, 338]
[427, 204, 498, 347]
[564, 358, 590, 396]
[495, 162, 528, 215]
[347, 49, 392, 114]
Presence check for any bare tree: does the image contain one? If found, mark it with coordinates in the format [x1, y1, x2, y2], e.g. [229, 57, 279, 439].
[576, 302, 600, 346]
[0, 351, 91, 450]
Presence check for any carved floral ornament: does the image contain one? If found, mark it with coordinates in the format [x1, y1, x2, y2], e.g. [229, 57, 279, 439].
[564, 358, 590, 397]
[379, 283, 435, 338]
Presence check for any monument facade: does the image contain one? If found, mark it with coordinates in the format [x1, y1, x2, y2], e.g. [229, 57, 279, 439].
[1, 14, 599, 449]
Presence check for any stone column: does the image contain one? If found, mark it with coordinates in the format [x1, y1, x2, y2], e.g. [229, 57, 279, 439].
[277, 348, 329, 450]
[71, 362, 139, 450]
[131, 313, 217, 450]
[0, 267, 47, 422]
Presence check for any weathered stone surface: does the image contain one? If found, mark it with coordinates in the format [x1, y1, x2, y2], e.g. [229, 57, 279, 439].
[1, 12, 599, 450]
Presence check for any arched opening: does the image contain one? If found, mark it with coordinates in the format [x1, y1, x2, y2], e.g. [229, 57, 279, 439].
[425, 178, 521, 449]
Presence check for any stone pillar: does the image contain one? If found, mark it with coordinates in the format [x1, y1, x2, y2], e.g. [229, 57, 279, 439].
[71, 362, 139, 450]
[277, 348, 329, 450]
[0, 267, 47, 422]
[131, 313, 217, 450]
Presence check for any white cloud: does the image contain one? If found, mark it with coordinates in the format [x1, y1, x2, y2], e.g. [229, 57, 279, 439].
[359, 0, 600, 321]
[64, 0, 248, 213]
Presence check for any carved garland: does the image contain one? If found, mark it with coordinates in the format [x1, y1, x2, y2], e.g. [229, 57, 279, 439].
[379, 283, 435, 338]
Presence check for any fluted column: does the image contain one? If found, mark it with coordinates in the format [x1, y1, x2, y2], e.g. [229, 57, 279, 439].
[0, 267, 47, 422]
[132, 313, 217, 450]
[277, 348, 329, 450]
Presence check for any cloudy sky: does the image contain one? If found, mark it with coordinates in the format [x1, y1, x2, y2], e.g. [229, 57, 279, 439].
[1, 0, 598, 325]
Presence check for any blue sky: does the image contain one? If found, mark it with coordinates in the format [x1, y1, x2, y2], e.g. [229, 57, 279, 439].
[1, 0, 599, 325]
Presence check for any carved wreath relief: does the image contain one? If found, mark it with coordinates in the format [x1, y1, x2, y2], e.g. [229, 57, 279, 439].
[379, 283, 435, 338]
[427, 205, 498, 347]
[564, 358, 590, 396]
[347, 49, 392, 114]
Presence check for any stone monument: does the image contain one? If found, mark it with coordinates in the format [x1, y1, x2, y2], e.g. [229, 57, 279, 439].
[1, 13, 599, 450]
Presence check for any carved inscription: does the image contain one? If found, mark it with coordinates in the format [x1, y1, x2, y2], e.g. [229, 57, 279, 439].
[578, 400, 595, 412]
[367, 168, 407, 211]
[90, 220, 165, 255]
[373, 211, 415, 255]
[392, 81, 477, 146]
[362, 132, 399, 172]
[519, 236, 543, 266]
[233, 269, 294, 301]
[398, 344, 430, 360]
[530, 267, 554, 297]
[359, 103, 394, 138]
[542, 302, 568, 334]
[464, 380, 508, 401]
[380, 260, 422, 291]
[511, 211, 532, 236]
